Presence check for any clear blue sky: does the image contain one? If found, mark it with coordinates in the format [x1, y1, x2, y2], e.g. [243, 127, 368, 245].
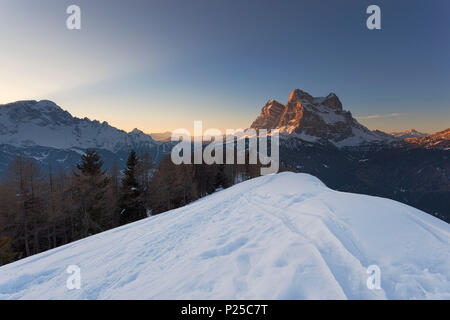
[0, 0, 448, 133]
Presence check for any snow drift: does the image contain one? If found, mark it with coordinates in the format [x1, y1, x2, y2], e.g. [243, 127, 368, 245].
[0, 172, 449, 299]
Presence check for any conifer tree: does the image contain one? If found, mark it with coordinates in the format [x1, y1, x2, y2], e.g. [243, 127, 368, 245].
[119, 150, 147, 225]
[74, 149, 110, 236]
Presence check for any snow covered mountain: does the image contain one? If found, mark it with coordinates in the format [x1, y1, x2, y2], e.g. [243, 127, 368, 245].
[391, 129, 428, 139]
[0, 100, 158, 152]
[251, 89, 395, 147]
[1, 172, 448, 300]
[248, 92, 449, 222]
[0, 100, 175, 177]
[404, 128, 450, 150]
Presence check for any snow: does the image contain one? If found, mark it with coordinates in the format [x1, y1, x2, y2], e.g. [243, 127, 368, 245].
[270, 93, 392, 147]
[282, 131, 319, 142]
[334, 126, 387, 147]
[314, 104, 346, 125]
[0, 100, 158, 152]
[391, 129, 428, 139]
[0, 172, 449, 300]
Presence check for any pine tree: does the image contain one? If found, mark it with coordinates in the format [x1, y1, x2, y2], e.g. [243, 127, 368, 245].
[77, 149, 105, 177]
[119, 150, 147, 225]
[74, 149, 110, 237]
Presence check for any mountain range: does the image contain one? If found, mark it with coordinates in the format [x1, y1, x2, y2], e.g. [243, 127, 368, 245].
[1, 95, 446, 155]
[0, 100, 159, 151]
[0, 100, 172, 176]
[0, 91, 449, 221]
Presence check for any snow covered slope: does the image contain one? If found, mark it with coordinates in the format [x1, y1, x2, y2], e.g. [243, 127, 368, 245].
[0, 172, 449, 299]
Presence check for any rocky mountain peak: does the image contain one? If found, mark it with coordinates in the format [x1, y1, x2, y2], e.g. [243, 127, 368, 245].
[130, 128, 145, 135]
[250, 100, 285, 130]
[322, 92, 342, 111]
[251, 89, 391, 146]
[288, 89, 314, 105]
[0, 100, 73, 127]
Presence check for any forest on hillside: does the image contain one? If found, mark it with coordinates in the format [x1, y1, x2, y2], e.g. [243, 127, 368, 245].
[0, 149, 268, 266]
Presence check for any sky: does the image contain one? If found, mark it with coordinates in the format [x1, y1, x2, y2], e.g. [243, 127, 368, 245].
[0, 0, 449, 133]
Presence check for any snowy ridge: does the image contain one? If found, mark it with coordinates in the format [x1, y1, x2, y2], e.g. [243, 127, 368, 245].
[0, 100, 158, 152]
[0, 172, 449, 299]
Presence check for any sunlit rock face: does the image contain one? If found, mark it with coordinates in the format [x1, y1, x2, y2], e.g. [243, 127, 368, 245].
[250, 99, 285, 130]
[405, 128, 450, 150]
[251, 89, 389, 146]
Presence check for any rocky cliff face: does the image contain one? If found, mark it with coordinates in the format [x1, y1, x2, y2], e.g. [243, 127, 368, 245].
[251, 89, 390, 146]
[249, 100, 285, 130]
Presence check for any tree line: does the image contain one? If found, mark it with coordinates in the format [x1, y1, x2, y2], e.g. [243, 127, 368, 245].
[0, 148, 267, 265]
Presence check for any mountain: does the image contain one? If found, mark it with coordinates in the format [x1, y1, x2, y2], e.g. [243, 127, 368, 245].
[404, 128, 450, 150]
[0, 100, 157, 151]
[391, 129, 428, 139]
[248, 90, 450, 222]
[150, 131, 173, 142]
[0, 100, 172, 177]
[0, 97, 448, 222]
[251, 89, 394, 147]
[0, 172, 448, 299]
